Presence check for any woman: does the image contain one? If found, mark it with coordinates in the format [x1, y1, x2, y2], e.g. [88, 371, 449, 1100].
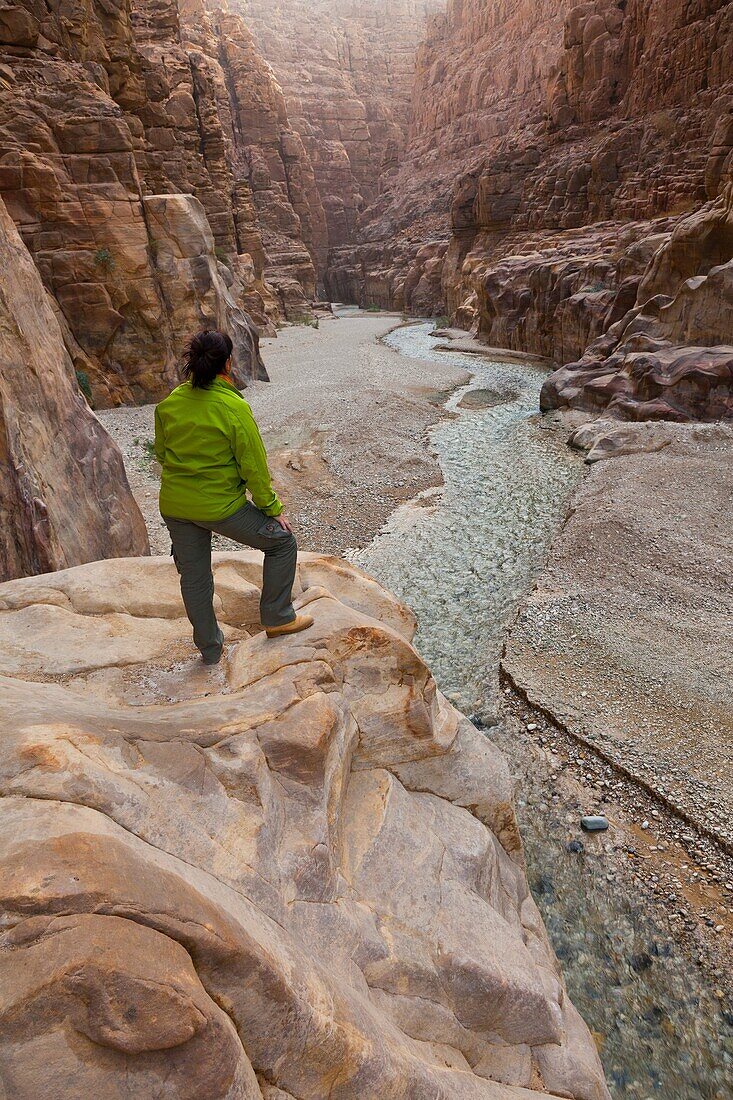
[154, 328, 312, 665]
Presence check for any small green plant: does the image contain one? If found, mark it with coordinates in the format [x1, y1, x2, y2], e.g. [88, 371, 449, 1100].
[215, 245, 232, 270]
[291, 313, 319, 329]
[93, 247, 115, 273]
[75, 369, 94, 407]
[365, 304, 382, 313]
[143, 439, 157, 460]
[434, 315, 451, 329]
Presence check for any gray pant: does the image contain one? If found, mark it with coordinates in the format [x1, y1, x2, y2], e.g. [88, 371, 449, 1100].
[163, 503, 297, 662]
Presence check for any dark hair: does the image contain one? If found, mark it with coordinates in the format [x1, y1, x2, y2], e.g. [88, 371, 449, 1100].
[182, 329, 233, 388]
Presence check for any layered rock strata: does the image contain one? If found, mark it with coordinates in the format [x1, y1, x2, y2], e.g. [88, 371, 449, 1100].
[0, 195, 149, 581]
[240, 0, 441, 278]
[0, 552, 610, 1100]
[329, 0, 733, 420]
[0, 0, 320, 407]
[327, 0, 576, 311]
[542, 178, 733, 420]
[131, 0, 323, 319]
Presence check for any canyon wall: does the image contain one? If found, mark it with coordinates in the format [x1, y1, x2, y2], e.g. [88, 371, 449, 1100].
[0, 195, 148, 581]
[328, 0, 733, 421]
[240, 0, 442, 280]
[0, 0, 320, 408]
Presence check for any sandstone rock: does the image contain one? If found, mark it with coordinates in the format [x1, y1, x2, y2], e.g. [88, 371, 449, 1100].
[542, 181, 733, 420]
[144, 193, 267, 386]
[0, 0, 321, 406]
[568, 419, 674, 464]
[0, 552, 609, 1099]
[326, 0, 733, 427]
[0, 195, 149, 582]
[241, 0, 439, 286]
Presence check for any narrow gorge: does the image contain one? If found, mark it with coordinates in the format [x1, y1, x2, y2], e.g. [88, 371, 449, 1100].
[0, 0, 731, 1098]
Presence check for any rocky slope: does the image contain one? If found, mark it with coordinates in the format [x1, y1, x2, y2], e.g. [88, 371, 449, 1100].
[541, 178, 733, 420]
[0, 0, 321, 407]
[327, 0, 733, 421]
[0, 195, 148, 581]
[240, 0, 441, 281]
[0, 552, 609, 1099]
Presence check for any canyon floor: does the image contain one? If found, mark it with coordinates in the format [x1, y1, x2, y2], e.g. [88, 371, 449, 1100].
[100, 311, 468, 557]
[101, 312, 733, 1015]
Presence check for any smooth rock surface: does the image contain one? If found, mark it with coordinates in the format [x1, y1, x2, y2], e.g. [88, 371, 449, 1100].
[0, 552, 609, 1099]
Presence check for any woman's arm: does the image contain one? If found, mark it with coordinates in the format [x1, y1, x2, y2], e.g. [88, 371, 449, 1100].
[153, 406, 166, 464]
[229, 403, 283, 517]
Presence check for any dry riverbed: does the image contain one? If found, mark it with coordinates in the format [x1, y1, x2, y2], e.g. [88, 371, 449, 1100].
[99, 311, 467, 555]
[499, 416, 733, 1006]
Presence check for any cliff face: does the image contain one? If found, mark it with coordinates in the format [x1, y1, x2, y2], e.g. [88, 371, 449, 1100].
[0, 195, 149, 581]
[0, 0, 319, 407]
[326, 0, 575, 308]
[239, 0, 440, 281]
[0, 551, 610, 1100]
[328, 0, 733, 421]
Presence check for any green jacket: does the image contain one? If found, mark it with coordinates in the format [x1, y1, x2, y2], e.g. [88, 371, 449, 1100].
[154, 377, 282, 522]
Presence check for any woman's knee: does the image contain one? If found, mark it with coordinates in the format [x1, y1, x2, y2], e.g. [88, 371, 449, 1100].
[267, 531, 297, 555]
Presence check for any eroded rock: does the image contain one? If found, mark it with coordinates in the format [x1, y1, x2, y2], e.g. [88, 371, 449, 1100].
[0, 195, 149, 581]
[0, 552, 609, 1099]
[324, 0, 733, 424]
[0, 0, 321, 406]
[543, 183, 733, 420]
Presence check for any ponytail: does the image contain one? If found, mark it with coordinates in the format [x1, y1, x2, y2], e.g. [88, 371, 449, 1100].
[182, 329, 234, 388]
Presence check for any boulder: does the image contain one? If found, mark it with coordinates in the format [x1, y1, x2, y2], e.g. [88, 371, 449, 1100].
[0, 551, 610, 1100]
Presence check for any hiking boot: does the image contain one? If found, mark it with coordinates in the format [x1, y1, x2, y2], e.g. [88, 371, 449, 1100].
[265, 614, 314, 640]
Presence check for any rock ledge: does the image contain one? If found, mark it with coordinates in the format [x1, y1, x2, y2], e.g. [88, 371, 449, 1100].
[0, 553, 609, 1099]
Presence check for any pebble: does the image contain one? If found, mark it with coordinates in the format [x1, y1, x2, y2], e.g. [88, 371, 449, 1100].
[581, 815, 610, 832]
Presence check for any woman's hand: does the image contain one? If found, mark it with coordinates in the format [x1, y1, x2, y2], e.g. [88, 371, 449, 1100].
[275, 514, 293, 533]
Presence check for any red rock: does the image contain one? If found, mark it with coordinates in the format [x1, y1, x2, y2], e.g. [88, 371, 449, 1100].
[0, 0, 325, 406]
[325, 0, 733, 420]
[240, 0, 439, 286]
[0, 195, 149, 581]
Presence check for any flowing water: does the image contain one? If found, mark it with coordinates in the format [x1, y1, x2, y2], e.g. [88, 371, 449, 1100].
[352, 323, 580, 710]
[352, 322, 733, 1099]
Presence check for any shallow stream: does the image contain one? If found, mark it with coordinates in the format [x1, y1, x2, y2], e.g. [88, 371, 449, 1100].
[353, 322, 733, 1099]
